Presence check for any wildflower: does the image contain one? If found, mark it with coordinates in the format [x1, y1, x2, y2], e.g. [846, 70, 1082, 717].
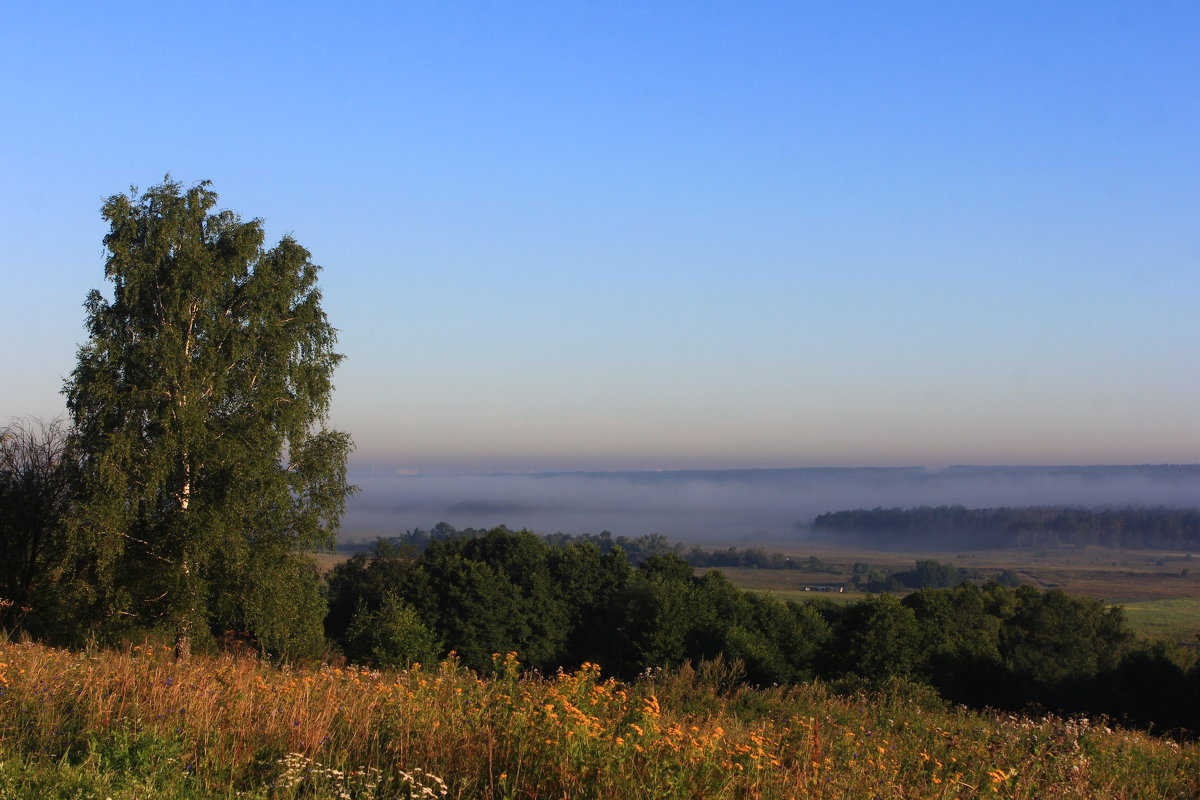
[989, 768, 1015, 784]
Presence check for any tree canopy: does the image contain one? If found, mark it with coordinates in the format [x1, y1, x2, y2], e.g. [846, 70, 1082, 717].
[64, 177, 353, 658]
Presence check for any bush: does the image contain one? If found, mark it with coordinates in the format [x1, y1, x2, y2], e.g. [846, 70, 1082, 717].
[345, 592, 440, 669]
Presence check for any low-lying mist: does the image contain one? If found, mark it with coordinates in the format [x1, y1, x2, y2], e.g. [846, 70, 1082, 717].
[340, 465, 1200, 545]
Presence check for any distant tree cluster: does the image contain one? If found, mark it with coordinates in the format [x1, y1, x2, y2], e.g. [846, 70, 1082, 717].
[813, 505, 1200, 550]
[367, 525, 832, 571]
[684, 548, 835, 571]
[327, 527, 1200, 734]
[850, 559, 982, 592]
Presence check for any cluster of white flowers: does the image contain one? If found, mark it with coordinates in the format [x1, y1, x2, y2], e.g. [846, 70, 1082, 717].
[273, 752, 381, 799]
[393, 767, 449, 799]
[272, 754, 449, 800]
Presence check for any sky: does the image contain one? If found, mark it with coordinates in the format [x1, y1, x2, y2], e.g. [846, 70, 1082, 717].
[2, 1, 1199, 474]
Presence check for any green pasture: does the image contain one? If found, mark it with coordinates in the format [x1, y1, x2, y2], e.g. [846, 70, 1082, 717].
[1117, 597, 1200, 641]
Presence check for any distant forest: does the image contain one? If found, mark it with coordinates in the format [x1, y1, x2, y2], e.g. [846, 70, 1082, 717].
[353, 524, 842, 571]
[812, 506, 1200, 550]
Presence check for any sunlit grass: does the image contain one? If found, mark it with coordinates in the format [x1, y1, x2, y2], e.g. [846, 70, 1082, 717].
[1, 642, 1196, 799]
[1118, 597, 1200, 640]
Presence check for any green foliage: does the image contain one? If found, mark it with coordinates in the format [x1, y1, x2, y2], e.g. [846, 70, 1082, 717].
[830, 593, 922, 681]
[63, 177, 353, 657]
[605, 571, 693, 673]
[1000, 586, 1133, 687]
[860, 558, 971, 592]
[902, 584, 1004, 704]
[345, 592, 440, 669]
[901, 559, 966, 588]
[236, 555, 328, 660]
[325, 540, 417, 643]
[329, 529, 838, 683]
[377, 525, 824, 572]
[412, 529, 572, 671]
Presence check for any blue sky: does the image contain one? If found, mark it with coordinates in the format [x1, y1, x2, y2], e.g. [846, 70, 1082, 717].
[2, 1, 1198, 472]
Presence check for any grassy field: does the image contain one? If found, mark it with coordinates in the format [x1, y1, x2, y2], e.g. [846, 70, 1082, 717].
[1117, 598, 1200, 642]
[1, 641, 1197, 799]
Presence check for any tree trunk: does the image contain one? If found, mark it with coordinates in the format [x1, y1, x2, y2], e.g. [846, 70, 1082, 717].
[175, 546, 193, 661]
[174, 621, 192, 661]
[174, 463, 193, 661]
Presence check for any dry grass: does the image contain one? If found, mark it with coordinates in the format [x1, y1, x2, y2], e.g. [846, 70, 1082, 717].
[1, 642, 1197, 799]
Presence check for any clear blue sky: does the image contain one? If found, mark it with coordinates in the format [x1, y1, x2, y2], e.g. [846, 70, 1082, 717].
[2, 1, 1198, 472]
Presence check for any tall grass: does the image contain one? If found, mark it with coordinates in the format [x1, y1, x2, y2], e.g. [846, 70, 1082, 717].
[0, 641, 1195, 799]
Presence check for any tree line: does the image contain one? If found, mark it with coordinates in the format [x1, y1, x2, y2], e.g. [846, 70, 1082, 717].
[813, 505, 1200, 549]
[375, 525, 840, 571]
[326, 527, 1200, 734]
[368, 526, 1015, 592]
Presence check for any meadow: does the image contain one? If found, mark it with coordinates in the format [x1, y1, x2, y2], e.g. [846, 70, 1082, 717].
[1, 641, 1197, 799]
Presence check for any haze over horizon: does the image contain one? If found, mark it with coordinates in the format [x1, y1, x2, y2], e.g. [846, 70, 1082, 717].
[3, 2, 1198, 473]
[340, 464, 1200, 541]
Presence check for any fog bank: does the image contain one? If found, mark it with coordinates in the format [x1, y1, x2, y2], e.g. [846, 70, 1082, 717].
[340, 465, 1200, 544]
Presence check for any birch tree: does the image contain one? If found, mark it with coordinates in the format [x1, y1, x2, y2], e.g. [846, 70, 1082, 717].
[65, 177, 353, 658]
